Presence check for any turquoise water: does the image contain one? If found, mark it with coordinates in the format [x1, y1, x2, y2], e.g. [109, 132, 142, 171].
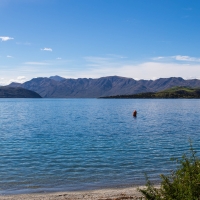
[0, 99, 200, 194]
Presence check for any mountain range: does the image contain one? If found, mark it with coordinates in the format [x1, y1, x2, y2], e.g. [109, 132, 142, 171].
[8, 75, 200, 98]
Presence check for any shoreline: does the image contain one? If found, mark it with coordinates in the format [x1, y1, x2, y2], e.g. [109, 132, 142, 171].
[0, 186, 146, 200]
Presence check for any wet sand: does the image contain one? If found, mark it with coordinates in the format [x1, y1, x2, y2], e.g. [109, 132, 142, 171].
[0, 186, 145, 200]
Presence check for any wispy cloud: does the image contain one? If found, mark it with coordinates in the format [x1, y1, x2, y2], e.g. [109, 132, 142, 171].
[0, 76, 27, 86]
[152, 55, 200, 63]
[75, 61, 200, 80]
[84, 56, 111, 66]
[24, 62, 50, 65]
[56, 57, 62, 60]
[7, 55, 13, 58]
[152, 56, 165, 60]
[84, 56, 122, 69]
[173, 55, 200, 62]
[8, 76, 27, 84]
[23, 59, 71, 67]
[1, 54, 200, 86]
[41, 48, 52, 52]
[106, 54, 128, 59]
[16, 42, 31, 45]
[0, 36, 14, 41]
[17, 76, 26, 81]
[80, 55, 200, 80]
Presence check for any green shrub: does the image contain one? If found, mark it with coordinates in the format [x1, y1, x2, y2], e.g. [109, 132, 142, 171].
[139, 142, 200, 200]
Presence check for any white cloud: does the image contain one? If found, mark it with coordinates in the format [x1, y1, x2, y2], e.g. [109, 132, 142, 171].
[17, 76, 26, 81]
[9, 76, 26, 84]
[173, 55, 200, 62]
[152, 55, 200, 63]
[79, 62, 200, 80]
[1, 55, 200, 86]
[81, 55, 200, 80]
[41, 48, 52, 51]
[7, 55, 13, 58]
[56, 57, 62, 60]
[0, 76, 27, 86]
[0, 36, 14, 41]
[116, 62, 200, 80]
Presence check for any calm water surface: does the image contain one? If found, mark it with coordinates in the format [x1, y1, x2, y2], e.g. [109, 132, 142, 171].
[0, 99, 200, 194]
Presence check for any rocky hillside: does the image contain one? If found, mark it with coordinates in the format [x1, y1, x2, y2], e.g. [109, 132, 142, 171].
[0, 87, 42, 98]
[8, 76, 200, 98]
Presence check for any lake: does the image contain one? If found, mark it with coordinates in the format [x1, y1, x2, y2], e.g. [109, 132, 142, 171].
[0, 99, 200, 194]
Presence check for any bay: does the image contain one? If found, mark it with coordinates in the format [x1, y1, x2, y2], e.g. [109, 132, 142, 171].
[0, 99, 200, 194]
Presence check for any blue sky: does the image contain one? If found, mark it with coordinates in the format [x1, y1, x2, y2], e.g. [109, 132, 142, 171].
[0, 0, 200, 85]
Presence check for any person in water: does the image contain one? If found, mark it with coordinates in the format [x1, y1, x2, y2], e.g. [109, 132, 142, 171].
[133, 110, 137, 117]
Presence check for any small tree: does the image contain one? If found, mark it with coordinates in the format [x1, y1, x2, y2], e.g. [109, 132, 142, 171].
[139, 142, 200, 200]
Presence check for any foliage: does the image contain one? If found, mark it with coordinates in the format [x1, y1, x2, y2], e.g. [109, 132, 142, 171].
[139, 143, 200, 200]
[101, 86, 200, 98]
[155, 86, 200, 98]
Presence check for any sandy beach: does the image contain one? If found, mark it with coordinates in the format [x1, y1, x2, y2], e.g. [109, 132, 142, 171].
[0, 186, 145, 200]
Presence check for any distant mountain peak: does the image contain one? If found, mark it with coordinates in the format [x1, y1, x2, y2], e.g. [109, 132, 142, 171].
[49, 75, 66, 82]
[9, 82, 22, 87]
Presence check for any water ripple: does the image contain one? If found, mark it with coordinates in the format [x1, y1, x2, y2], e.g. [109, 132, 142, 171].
[0, 99, 200, 194]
